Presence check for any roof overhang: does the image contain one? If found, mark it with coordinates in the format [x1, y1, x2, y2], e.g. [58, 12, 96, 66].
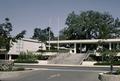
[47, 38, 120, 44]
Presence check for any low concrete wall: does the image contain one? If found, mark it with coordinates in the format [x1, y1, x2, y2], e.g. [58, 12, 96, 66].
[38, 60, 48, 64]
[35, 52, 58, 56]
[99, 73, 120, 81]
[81, 61, 96, 66]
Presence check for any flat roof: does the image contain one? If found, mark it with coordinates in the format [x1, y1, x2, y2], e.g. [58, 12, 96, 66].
[47, 38, 120, 44]
[22, 38, 41, 43]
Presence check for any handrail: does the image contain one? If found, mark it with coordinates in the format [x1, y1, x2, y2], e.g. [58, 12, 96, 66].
[84, 50, 94, 60]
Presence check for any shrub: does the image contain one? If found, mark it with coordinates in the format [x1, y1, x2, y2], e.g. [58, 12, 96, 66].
[37, 49, 69, 53]
[36, 55, 49, 60]
[94, 61, 120, 65]
[116, 69, 120, 75]
[0, 60, 14, 71]
[14, 60, 38, 63]
[14, 51, 38, 63]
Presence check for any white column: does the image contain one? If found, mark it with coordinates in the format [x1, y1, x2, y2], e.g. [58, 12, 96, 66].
[74, 43, 76, 54]
[109, 42, 112, 50]
[57, 41, 59, 50]
[9, 54, 12, 60]
[80, 44, 82, 53]
[117, 43, 119, 50]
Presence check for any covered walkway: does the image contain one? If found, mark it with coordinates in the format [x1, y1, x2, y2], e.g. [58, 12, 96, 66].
[47, 38, 120, 54]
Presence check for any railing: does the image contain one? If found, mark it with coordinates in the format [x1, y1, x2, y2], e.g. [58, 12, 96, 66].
[85, 50, 94, 59]
[80, 50, 95, 63]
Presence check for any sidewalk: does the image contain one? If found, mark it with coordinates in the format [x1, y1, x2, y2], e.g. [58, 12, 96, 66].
[15, 60, 120, 68]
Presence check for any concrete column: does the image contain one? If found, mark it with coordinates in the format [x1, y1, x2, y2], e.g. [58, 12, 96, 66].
[9, 54, 12, 60]
[109, 42, 112, 50]
[80, 44, 82, 53]
[74, 43, 76, 54]
[82, 45, 86, 52]
[117, 42, 119, 50]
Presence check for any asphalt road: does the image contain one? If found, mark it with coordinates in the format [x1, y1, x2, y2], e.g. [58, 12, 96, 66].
[1, 64, 120, 81]
[2, 65, 119, 81]
[3, 68, 101, 81]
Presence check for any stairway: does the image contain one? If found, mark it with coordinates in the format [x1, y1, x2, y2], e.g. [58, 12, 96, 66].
[48, 53, 88, 65]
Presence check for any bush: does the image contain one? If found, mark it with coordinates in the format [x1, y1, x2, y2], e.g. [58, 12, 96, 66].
[14, 60, 38, 63]
[36, 55, 49, 60]
[37, 50, 58, 52]
[94, 61, 120, 65]
[85, 55, 98, 61]
[14, 51, 38, 63]
[0, 60, 14, 71]
[37, 49, 69, 53]
[116, 69, 120, 75]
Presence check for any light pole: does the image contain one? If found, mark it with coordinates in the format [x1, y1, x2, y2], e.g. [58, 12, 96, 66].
[57, 17, 60, 51]
[48, 27, 50, 51]
[48, 18, 51, 51]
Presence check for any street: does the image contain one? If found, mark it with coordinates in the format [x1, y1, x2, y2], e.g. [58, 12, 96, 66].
[15, 64, 120, 71]
[3, 68, 101, 81]
[2, 65, 120, 81]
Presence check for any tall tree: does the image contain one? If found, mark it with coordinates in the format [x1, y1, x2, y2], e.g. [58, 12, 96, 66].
[0, 18, 26, 51]
[32, 27, 54, 42]
[15, 30, 26, 39]
[60, 10, 120, 40]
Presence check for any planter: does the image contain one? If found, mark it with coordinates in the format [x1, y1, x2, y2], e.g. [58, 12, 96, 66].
[98, 73, 120, 81]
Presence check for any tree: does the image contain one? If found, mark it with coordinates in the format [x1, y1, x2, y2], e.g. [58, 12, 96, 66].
[97, 40, 117, 73]
[32, 27, 54, 42]
[0, 18, 26, 51]
[15, 30, 26, 39]
[100, 49, 117, 73]
[60, 10, 120, 40]
[112, 17, 120, 38]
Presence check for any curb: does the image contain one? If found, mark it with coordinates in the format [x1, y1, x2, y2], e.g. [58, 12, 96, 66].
[14, 63, 120, 68]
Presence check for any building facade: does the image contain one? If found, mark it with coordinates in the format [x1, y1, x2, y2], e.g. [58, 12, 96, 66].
[2, 38, 120, 60]
[8, 38, 46, 60]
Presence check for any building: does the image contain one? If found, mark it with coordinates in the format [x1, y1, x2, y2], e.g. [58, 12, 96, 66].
[7, 38, 46, 60]
[1, 38, 120, 60]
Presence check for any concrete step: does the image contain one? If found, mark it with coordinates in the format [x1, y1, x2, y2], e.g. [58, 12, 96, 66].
[48, 53, 87, 65]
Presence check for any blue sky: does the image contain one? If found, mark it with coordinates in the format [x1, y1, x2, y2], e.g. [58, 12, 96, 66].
[0, 0, 120, 37]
